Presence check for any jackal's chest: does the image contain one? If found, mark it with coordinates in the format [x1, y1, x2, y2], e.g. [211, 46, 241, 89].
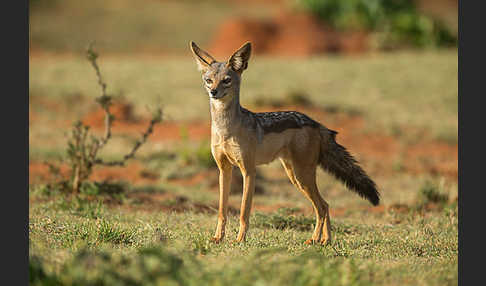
[221, 137, 246, 166]
[212, 133, 248, 166]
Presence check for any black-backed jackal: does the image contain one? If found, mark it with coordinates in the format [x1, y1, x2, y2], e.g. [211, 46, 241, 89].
[190, 41, 380, 245]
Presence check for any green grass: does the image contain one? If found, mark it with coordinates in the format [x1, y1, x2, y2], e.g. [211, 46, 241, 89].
[29, 185, 458, 285]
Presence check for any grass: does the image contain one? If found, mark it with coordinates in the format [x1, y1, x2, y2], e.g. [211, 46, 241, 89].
[29, 161, 458, 286]
[29, 51, 458, 144]
[29, 183, 458, 285]
[415, 180, 451, 211]
[30, 0, 277, 54]
[30, 149, 458, 284]
[252, 207, 315, 231]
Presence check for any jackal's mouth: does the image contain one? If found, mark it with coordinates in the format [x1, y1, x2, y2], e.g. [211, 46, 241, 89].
[210, 92, 227, 99]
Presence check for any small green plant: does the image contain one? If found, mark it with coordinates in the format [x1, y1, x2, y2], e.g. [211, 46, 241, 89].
[72, 197, 105, 219]
[194, 142, 216, 168]
[392, 158, 404, 172]
[55, 194, 106, 219]
[190, 232, 211, 255]
[416, 181, 449, 210]
[81, 181, 126, 196]
[96, 220, 136, 245]
[179, 140, 216, 169]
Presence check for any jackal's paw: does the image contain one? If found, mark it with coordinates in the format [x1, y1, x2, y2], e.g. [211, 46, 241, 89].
[320, 237, 331, 246]
[210, 237, 223, 244]
[304, 238, 314, 245]
[304, 238, 330, 246]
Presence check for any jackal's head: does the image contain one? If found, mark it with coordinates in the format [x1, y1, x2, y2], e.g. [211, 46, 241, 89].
[190, 41, 251, 101]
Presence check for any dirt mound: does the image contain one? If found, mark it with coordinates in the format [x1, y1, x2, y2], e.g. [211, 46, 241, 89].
[209, 10, 369, 57]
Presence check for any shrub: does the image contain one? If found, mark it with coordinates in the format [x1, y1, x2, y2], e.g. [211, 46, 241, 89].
[297, 0, 457, 49]
[47, 43, 162, 193]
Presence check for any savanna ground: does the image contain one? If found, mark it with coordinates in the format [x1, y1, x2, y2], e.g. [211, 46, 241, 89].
[29, 0, 458, 285]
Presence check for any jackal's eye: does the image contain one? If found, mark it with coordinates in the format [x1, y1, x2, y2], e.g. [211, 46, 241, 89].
[205, 78, 213, 85]
[222, 77, 231, 84]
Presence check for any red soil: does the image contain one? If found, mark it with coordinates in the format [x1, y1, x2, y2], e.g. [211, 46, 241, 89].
[82, 101, 139, 128]
[29, 162, 71, 185]
[29, 110, 38, 125]
[29, 161, 159, 186]
[167, 170, 217, 187]
[80, 101, 211, 141]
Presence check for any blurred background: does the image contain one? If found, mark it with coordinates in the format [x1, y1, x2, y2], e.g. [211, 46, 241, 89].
[29, 0, 458, 207]
[30, 0, 457, 55]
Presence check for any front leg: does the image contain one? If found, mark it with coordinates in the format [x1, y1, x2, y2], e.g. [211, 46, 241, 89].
[236, 166, 256, 242]
[212, 157, 232, 243]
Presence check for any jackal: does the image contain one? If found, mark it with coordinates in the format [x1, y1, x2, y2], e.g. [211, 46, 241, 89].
[190, 41, 380, 245]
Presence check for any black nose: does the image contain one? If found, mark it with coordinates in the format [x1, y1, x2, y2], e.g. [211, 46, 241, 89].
[210, 89, 218, 96]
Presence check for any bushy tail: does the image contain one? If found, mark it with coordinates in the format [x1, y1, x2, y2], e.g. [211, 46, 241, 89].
[318, 126, 380, 206]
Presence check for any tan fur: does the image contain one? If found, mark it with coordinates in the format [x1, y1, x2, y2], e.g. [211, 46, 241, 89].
[190, 41, 377, 245]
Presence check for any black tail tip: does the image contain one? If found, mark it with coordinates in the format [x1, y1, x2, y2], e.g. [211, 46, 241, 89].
[368, 194, 380, 206]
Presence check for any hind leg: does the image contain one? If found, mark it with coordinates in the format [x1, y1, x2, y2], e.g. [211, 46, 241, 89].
[280, 158, 332, 245]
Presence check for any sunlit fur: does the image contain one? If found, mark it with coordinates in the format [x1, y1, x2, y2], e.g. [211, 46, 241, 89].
[190, 41, 380, 245]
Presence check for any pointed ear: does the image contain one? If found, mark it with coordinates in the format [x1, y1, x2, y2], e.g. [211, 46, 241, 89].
[189, 41, 216, 72]
[227, 42, 251, 73]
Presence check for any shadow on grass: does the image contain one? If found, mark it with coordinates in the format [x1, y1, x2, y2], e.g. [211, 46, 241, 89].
[252, 208, 314, 232]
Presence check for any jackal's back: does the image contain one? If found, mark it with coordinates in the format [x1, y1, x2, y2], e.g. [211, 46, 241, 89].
[241, 108, 320, 135]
